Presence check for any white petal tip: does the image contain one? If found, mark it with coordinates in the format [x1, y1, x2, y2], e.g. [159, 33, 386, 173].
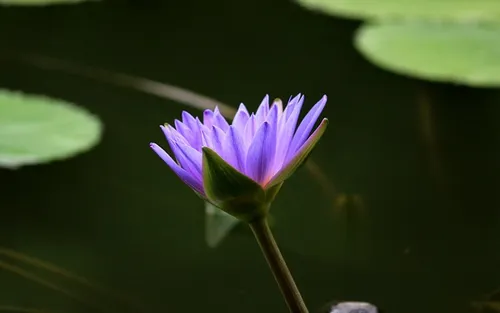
[150, 142, 163, 151]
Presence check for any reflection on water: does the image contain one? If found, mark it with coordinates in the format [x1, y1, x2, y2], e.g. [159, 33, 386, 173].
[1, 1, 500, 313]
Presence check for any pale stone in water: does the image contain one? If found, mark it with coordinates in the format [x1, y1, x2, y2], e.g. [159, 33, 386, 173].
[330, 302, 378, 313]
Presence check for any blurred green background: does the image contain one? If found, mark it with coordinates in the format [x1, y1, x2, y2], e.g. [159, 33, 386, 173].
[1, 0, 500, 313]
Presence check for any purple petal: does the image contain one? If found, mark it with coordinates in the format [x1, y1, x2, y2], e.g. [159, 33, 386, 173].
[211, 125, 226, 155]
[174, 120, 194, 146]
[171, 141, 203, 181]
[197, 119, 213, 147]
[284, 94, 302, 120]
[174, 119, 189, 134]
[180, 112, 201, 148]
[200, 130, 212, 148]
[164, 127, 183, 161]
[272, 98, 283, 117]
[160, 124, 190, 145]
[265, 104, 280, 176]
[213, 107, 229, 132]
[266, 100, 279, 125]
[193, 117, 204, 149]
[162, 125, 202, 180]
[182, 111, 197, 128]
[203, 109, 214, 128]
[245, 121, 277, 184]
[244, 114, 257, 145]
[236, 103, 249, 115]
[285, 95, 327, 163]
[255, 95, 270, 126]
[222, 126, 246, 172]
[150, 143, 204, 194]
[232, 103, 250, 131]
[274, 96, 304, 169]
[161, 125, 189, 148]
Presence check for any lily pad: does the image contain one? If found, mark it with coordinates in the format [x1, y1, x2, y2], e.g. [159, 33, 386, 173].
[354, 22, 500, 87]
[205, 201, 239, 248]
[295, 0, 500, 22]
[204, 201, 276, 248]
[0, 0, 97, 6]
[0, 89, 102, 169]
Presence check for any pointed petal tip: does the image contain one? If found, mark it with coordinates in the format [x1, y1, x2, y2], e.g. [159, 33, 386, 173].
[202, 146, 214, 155]
[202, 146, 224, 160]
[181, 111, 192, 118]
[160, 124, 174, 136]
[161, 123, 173, 130]
[236, 102, 249, 115]
[150, 142, 168, 157]
[311, 118, 329, 135]
[313, 95, 327, 107]
[203, 108, 214, 115]
[312, 117, 328, 136]
[159, 125, 169, 138]
[316, 118, 329, 133]
[150, 142, 166, 151]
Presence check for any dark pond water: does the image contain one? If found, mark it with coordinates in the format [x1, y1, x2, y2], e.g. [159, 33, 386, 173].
[2, 1, 500, 312]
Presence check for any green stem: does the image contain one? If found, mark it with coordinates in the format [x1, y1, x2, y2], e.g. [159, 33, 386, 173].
[249, 217, 309, 313]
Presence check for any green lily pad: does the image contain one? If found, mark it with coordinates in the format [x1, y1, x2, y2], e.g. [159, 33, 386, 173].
[0, 0, 97, 6]
[295, 0, 500, 22]
[205, 201, 239, 248]
[204, 201, 276, 248]
[0, 89, 102, 169]
[354, 22, 500, 87]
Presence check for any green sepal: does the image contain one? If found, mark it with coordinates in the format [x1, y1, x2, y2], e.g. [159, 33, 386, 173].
[264, 182, 283, 204]
[202, 147, 268, 222]
[265, 118, 329, 188]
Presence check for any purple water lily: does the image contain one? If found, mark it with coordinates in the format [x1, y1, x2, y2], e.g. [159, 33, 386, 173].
[150, 94, 328, 198]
